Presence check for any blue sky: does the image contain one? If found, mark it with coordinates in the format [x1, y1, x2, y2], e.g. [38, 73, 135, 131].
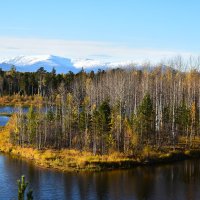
[0, 0, 199, 62]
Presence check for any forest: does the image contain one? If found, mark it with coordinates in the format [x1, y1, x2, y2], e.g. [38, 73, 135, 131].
[2, 58, 200, 155]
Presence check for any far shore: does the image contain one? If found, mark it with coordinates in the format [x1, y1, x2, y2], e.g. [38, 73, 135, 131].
[0, 95, 43, 107]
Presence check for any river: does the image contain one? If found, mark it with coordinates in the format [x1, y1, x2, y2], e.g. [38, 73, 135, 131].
[0, 154, 200, 200]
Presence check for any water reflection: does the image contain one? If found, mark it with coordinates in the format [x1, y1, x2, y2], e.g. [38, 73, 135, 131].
[1, 154, 200, 200]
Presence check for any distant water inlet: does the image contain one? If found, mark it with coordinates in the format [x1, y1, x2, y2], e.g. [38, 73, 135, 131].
[0, 106, 29, 126]
[0, 106, 16, 126]
[0, 116, 9, 126]
[0, 106, 57, 127]
[0, 106, 29, 114]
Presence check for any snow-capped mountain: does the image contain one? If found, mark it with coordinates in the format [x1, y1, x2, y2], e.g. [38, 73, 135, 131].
[0, 55, 112, 73]
[0, 55, 140, 73]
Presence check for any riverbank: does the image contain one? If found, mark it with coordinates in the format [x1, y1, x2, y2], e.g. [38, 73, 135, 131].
[0, 113, 12, 117]
[0, 95, 43, 106]
[0, 125, 133, 171]
[1, 123, 200, 172]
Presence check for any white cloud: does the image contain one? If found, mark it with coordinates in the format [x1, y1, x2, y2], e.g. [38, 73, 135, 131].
[0, 37, 197, 63]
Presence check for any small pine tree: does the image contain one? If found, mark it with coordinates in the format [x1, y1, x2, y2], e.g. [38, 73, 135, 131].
[98, 100, 111, 153]
[27, 105, 36, 144]
[17, 175, 33, 200]
[176, 101, 190, 134]
[137, 93, 154, 144]
[99, 100, 111, 133]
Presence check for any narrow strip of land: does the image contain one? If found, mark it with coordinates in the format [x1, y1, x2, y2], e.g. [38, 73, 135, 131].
[1, 119, 200, 172]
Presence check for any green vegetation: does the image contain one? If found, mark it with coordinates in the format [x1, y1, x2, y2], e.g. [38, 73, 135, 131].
[17, 175, 33, 200]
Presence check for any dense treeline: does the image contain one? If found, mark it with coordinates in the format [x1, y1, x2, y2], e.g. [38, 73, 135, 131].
[7, 57, 200, 154]
[0, 66, 75, 96]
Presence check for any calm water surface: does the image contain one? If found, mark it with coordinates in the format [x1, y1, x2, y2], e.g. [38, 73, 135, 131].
[0, 116, 9, 126]
[0, 154, 200, 200]
[0, 106, 29, 114]
[0, 106, 29, 126]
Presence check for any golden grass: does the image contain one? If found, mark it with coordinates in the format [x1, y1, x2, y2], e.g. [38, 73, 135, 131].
[0, 94, 43, 106]
[0, 124, 135, 171]
[178, 135, 200, 144]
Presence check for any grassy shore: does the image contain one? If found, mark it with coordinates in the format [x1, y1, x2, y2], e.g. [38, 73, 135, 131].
[1, 120, 200, 172]
[0, 113, 12, 117]
[0, 95, 43, 106]
[0, 125, 135, 171]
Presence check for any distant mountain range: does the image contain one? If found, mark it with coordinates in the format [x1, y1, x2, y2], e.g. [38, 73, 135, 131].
[0, 55, 135, 73]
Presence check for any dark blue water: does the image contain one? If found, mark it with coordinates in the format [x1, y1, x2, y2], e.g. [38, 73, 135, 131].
[0, 106, 29, 114]
[0, 116, 9, 126]
[0, 106, 54, 127]
[0, 106, 29, 126]
[0, 154, 200, 200]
